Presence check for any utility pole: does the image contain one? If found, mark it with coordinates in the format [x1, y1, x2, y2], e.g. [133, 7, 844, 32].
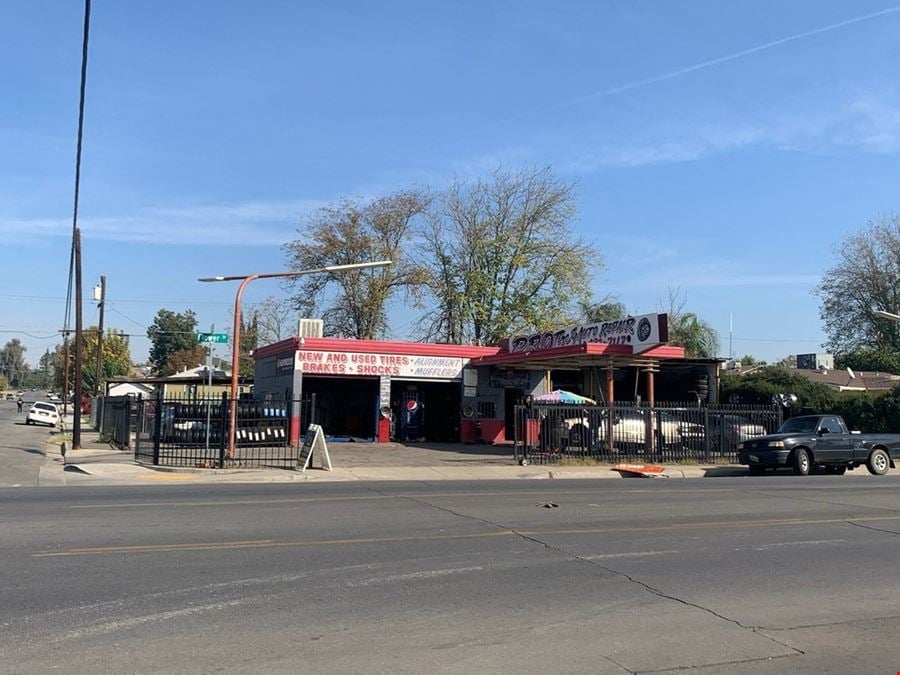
[62, 332, 71, 416]
[73, 228, 83, 450]
[93, 275, 106, 396]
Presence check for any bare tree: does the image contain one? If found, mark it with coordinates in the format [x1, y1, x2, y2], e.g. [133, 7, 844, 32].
[661, 288, 720, 358]
[816, 214, 900, 353]
[283, 190, 430, 339]
[246, 296, 299, 346]
[579, 298, 627, 323]
[420, 166, 598, 345]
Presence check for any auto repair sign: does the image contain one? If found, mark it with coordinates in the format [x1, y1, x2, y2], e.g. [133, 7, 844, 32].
[508, 313, 669, 353]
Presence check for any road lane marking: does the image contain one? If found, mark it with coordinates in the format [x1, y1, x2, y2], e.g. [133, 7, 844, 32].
[32, 531, 514, 557]
[59, 599, 249, 641]
[583, 550, 680, 560]
[66, 488, 737, 510]
[347, 565, 487, 587]
[32, 514, 900, 558]
[33, 539, 275, 556]
[742, 538, 847, 551]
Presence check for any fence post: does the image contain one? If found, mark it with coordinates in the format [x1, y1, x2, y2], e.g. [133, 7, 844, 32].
[133, 394, 142, 459]
[152, 390, 162, 465]
[218, 391, 228, 467]
[97, 396, 105, 432]
[702, 406, 710, 462]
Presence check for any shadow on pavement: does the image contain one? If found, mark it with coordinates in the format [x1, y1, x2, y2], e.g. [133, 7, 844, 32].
[702, 467, 750, 478]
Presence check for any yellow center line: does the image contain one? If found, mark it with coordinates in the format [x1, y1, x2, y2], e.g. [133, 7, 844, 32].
[31, 514, 900, 558]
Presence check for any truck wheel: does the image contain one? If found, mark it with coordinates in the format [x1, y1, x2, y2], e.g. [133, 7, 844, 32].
[792, 448, 811, 476]
[866, 448, 890, 476]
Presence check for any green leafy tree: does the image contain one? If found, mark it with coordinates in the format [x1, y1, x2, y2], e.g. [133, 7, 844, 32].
[662, 290, 720, 358]
[36, 349, 54, 388]
[0, 339, 29, 388]
[83, 329, 132, 393]
[51, 329, 131, 393]
[580, 299, 627, 323]
[420, 166, 598, 345]
[739, 354, 759, 366]
[831, 385, 900, 433]
[147, 309, 199, 373]
[720, 366, 836, 412]
[816, 214, 900, 353]
[835, 348, 900, 375]
[239, 312, 258, 380]
[161, 345, 208, 376]
[0, 373, 8, 391]
[284, 190, 430, 339]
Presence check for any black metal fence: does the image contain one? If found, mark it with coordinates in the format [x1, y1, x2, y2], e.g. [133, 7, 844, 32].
[91, 395, 135, 449]
[133, 394, 297, 468]
[514, 402, 782, 465]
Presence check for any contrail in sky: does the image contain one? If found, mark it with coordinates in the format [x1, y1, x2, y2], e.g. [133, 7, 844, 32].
[568, 4, 900, 105]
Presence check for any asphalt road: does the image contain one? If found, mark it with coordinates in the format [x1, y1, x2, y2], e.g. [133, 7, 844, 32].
[0, 394, 57, 487]
[2, 478, 900, 674]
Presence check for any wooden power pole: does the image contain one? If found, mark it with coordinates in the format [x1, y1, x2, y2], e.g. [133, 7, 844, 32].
[73, 228, 83, 450]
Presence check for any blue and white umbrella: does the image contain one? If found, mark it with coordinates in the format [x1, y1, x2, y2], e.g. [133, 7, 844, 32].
[532, 390, 597, 405]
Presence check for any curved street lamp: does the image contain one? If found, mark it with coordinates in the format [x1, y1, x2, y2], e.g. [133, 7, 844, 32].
[199, 260, 392, 460]
[873, 309, 900, 322]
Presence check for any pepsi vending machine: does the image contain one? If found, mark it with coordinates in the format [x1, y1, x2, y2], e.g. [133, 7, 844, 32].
[401, 391, 425, 442]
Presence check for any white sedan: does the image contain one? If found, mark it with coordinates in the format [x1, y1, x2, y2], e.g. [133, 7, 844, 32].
[26, 401, 60, 427]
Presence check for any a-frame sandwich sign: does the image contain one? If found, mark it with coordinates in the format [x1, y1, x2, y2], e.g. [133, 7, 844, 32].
[299, 423, 332, 472]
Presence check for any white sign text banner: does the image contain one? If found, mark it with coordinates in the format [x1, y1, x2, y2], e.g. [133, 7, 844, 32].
[298, 351, 465, 379]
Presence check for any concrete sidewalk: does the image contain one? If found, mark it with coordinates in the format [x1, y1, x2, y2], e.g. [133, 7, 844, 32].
[43, 419, 758, 484]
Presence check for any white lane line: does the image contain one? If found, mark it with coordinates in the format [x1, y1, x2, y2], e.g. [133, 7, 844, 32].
[740, 538, 847, 551]
[58, 599, 250, 641]
[347, 565, 487, 587]
[582, 550, 680, 560]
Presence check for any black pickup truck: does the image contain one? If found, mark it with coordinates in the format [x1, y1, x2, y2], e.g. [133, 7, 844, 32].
[737, 414, 900, 476]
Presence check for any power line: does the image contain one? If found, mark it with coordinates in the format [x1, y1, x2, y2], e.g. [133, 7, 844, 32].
[109, 306, 147, 329]
[0, 293, 232, 306]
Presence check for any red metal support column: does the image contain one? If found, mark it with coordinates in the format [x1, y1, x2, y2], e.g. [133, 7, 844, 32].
[606, 365, 616, 452]
[646, 367, 657, 454]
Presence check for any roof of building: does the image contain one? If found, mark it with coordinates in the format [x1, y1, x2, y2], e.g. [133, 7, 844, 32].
[254, 336, 501, 360]
[469, 342, 687, 370]
[788, 367, 900, 392]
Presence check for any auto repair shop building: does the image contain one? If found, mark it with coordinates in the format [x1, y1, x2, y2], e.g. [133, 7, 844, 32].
[253, 313, 716, 444]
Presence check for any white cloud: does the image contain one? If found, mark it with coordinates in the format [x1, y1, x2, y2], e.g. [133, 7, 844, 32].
[0, 199, 324, 246]
[560, 91, 900, 171]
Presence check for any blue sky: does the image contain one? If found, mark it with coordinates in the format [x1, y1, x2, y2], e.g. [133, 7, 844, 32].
[3, 1, 900, 367]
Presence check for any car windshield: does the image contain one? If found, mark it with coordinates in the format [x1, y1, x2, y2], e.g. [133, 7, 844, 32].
[777, 417, 817, 434]
[35, 402, 57, 412]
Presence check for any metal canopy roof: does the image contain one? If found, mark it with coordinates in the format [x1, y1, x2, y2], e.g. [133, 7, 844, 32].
[469, 342, 687, 371]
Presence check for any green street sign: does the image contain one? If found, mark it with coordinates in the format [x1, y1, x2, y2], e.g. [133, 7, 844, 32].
[196, 332, 229, 344]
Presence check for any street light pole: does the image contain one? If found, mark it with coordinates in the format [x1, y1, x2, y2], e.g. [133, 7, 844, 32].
[873, 309, 900, 322]
[199, 260, 392, 460]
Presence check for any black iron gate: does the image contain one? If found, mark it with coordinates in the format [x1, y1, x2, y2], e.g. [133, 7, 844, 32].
[133, 394, 298, 468]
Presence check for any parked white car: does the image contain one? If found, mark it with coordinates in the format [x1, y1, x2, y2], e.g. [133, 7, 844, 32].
[26, 401, 60, 427]
[553, 409, 705, 452]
